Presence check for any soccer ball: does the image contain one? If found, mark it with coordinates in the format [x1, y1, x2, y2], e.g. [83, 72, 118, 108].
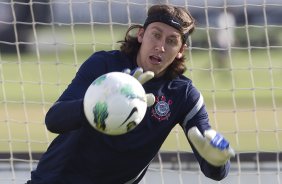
[83, 72, 147, 135]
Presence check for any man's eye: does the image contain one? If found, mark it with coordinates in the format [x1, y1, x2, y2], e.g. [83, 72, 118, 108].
[167, 38, 177, 45]
[153, 32, 161, 39]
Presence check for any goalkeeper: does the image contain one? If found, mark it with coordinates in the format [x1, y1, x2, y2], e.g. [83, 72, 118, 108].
[27, 4, 235, 184]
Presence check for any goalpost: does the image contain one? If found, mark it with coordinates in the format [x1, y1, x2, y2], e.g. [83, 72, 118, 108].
[0, 0, 281, 183]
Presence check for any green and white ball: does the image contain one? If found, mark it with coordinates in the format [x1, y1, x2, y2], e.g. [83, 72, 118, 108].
[83, 72, 147, 135]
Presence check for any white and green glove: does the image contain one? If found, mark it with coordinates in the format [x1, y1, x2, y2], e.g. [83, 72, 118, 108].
[188, 126, 235, 167]
[123, 67, 155, 107]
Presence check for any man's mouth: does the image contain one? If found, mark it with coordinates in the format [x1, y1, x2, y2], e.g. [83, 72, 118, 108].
[149, 55, 162, 64]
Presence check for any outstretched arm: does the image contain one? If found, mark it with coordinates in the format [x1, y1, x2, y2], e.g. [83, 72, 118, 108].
[45, 53, 107, 134]
[45, 99, 88, 134]
[188, 126, 234, 180]
[181, 90, 234, 181]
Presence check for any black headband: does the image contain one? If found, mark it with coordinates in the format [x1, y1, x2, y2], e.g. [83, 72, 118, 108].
[143, 13, 189, 43]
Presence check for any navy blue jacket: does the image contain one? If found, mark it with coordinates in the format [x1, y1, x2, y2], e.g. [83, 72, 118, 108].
[30, 50, 230, 184]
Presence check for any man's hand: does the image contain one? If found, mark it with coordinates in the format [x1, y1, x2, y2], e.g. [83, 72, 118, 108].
[123, 67, 155, 107]
[188, 126, 235, 167]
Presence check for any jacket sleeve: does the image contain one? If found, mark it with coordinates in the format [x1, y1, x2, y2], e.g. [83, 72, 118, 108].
[45, 99, 88, 134]
[180, 85, 230, 181]
[45, 52, 107, 134]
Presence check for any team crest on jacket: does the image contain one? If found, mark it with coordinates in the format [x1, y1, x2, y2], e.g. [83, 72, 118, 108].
[151, 96, 173, 121]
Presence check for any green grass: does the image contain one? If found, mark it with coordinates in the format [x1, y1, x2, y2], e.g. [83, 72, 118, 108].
[0, 25, 281, 153]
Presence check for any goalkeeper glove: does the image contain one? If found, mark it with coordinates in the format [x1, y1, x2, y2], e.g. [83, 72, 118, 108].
[188, 126, 235, 167]
[123, 67, 155, 107]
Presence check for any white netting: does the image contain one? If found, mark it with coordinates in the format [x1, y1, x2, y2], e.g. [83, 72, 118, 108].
[0, 0, 281, 183]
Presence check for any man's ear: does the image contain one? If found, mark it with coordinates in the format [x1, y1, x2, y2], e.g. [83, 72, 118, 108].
[176, 44, 187, 59]
[137, 28, 145, 43]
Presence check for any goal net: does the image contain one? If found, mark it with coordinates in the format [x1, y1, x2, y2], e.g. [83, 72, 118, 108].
[0, 0, 281, 183]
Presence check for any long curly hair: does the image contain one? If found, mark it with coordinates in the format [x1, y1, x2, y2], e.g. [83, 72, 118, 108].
[119, 4, 195, 79]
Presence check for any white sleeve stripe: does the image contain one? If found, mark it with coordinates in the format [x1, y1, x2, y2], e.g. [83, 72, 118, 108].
[182, 93, 204, 127]
[124, 162, 151, 184]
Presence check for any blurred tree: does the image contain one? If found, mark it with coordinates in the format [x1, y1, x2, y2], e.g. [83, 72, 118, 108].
[0, 0, 50, 53]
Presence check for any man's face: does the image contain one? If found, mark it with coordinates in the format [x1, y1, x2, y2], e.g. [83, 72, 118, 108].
[136, 22, 186, 77]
